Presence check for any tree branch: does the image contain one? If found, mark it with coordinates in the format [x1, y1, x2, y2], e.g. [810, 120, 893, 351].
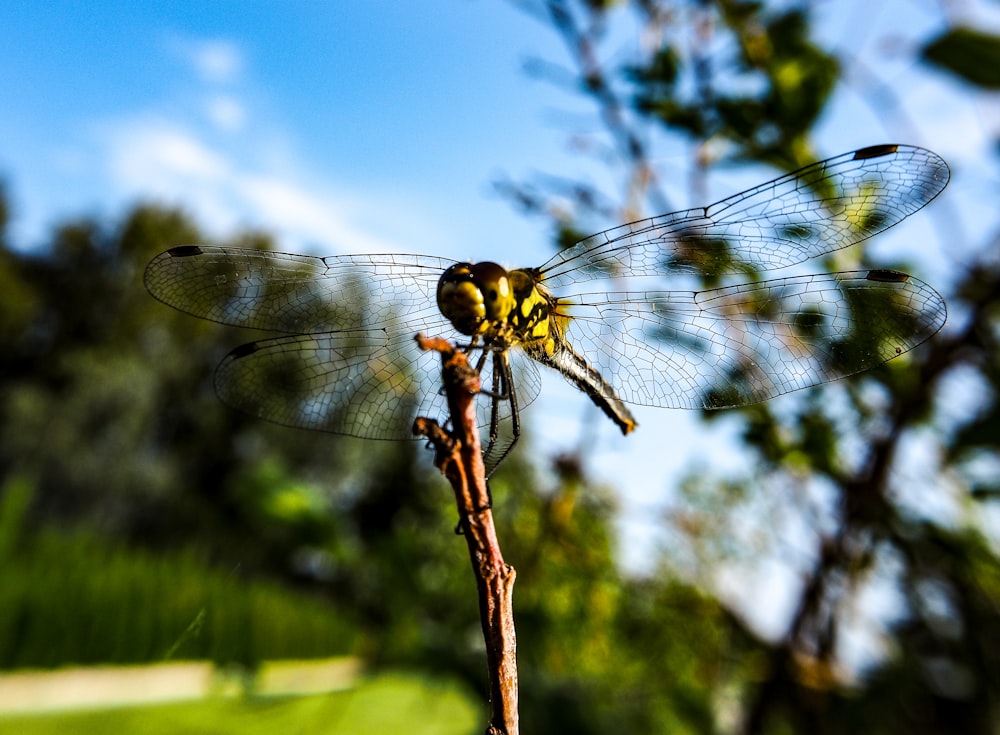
[412, 334, 519, 735]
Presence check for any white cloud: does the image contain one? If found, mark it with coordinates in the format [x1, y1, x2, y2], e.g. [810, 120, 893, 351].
[205, 95, 246, 132]
[110, 119, 227, 182]
[98, 114, 402, 254]
[56, 31, 454, 259]
[189, 40, 243, 84]
[166, 36, 244, 85]
[238, 174, 359, 245]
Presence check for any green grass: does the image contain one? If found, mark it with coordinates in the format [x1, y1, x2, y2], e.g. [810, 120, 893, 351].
[0, 672, 482, 735]
[0, 518, 358, 669]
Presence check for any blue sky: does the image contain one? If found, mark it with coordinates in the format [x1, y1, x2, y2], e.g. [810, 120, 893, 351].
[0, 2, 588, 258]
[2, 1, 998, 645]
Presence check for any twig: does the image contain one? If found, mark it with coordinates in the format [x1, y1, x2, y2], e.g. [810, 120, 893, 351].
[412, 334, 519, 735]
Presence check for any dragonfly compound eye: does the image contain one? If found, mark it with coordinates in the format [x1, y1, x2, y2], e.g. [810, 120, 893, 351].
[438, 263, 488, 335]
[470, 262, 515, 322]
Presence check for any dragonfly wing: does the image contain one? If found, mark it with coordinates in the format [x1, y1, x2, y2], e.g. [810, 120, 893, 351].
[562, 270, 947, 409]
[214, 326, 543, 442]
[215, 328, 452, 439]
[540, 145, 950, 287]
[145, 246, 455, 334]
[145, 246, 470, 438]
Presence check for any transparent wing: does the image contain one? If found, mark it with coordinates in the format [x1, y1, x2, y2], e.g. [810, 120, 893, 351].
[215, 330, 449, 439]
[145, 246, 545, 439]
[144, 246, 455, 334]
[214, 330, 544, 441]
[559, 270, 947, 410]
[145, 246, 451, 438]
[539, 145, 950, 288]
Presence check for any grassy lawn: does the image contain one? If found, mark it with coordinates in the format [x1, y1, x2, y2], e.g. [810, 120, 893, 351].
[0, 671, 482, 735]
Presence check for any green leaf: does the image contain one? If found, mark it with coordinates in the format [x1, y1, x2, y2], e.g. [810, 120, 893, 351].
[923, 27, 1000, 89]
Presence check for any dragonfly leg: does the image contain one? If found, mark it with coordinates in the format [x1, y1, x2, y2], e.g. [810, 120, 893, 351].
[482, 351, 520, 483]
[488, 352, 503, 443]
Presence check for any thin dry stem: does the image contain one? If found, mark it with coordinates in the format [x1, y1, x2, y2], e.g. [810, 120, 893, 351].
[413, 334, 519, 735]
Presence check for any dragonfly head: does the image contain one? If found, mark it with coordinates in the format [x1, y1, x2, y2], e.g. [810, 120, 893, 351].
[437, 261, 516, 336]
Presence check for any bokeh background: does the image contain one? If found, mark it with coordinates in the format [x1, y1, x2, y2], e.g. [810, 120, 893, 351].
[2, 1, 1000, 733]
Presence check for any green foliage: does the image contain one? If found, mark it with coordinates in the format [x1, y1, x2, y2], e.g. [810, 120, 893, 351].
[923, 27, 1000, 90]
[629, 1, 837, 167]
[485, 458, 763, 734]
[0, 487, 357, 669]
[504, 1, 1000, 732]
[0, 185, 502, 686]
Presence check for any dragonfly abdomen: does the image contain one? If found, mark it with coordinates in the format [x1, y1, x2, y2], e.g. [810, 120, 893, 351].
[526, 336, 637, 436]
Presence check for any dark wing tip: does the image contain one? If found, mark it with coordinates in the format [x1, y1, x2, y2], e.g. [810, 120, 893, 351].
[167, 245, 205, 258]
[853, 144, 900, 161]
[866, 269, 909, 283]
[226, 341, 262, 360]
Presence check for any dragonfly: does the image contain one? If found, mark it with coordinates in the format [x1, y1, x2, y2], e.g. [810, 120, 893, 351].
[145, 143, 949, 474]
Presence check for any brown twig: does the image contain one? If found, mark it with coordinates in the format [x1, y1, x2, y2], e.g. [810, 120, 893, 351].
[412, 334, 519, 735]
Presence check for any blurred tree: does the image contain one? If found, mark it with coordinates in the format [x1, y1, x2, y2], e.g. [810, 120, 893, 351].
[492, 456, 764, 734]
[0, 182, 754, 729]
[503, 0, 1000, 733]
[0, 180, 769, 732]
[0, 199, 449, 628]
